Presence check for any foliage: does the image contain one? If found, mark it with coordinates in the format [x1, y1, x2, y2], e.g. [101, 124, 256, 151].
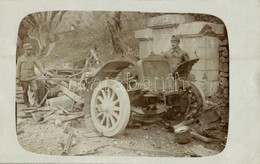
[18, 11, 67, 55]
[18, 11, 224, 68]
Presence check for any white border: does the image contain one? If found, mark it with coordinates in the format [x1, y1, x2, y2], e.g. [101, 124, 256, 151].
[0, 0, 260, 163]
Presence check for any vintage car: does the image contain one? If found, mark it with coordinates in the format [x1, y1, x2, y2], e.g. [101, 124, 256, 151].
[83, 53, 205, 137]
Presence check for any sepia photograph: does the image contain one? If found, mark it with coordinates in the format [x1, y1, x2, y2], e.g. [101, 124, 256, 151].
[15, 11, 229, 157]
[0, 0, 260, 163]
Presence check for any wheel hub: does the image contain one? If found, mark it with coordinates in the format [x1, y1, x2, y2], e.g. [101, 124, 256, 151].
[101, 99, 114, 116]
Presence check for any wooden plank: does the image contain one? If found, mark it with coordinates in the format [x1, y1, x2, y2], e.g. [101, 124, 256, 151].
[190, 131, 212, 143]
[59, 85, 84, 104]
[103, 70, 121, 73]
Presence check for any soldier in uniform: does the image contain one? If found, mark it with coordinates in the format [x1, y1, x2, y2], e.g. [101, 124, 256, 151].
[163, 35, 190, 72]
[16, 43, 53, 107]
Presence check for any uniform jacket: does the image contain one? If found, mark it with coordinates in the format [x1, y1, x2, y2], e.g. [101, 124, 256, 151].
[16, 54, 45, 81]
[163, 46, 190, 71]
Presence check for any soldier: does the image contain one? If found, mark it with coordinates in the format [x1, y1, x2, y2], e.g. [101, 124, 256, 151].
[163, 35, 190, 72]
[16, 43, 53, 107]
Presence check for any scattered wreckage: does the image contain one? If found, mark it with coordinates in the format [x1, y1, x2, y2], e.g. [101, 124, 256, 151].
[30, 50, 205, 136]
[16, 49, 227, 156]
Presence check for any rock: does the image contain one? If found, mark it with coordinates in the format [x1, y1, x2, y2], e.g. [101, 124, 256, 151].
[219, 77, 228, 83]
[55, 119, 62, 127]
[218, 46, 226, 52]
[220, 39, 228, 46]
[17, 118, 25, 127]
[142, 126, 148, 130]
[222, 63, 229, 73]
[220, 72, 229, 78]
[17, 129, 25, 135]
[94, 139, 100, 142]
[221, 49, 229, 57]
[219, 62, 223, 72]
[71, 138, 77, 147]
[113, 141, 118, 145]
[220, 56, 229, 63]
[220, 103, 227, 107]
[224, 88, 229, 95]
[220, 80, 229, 87]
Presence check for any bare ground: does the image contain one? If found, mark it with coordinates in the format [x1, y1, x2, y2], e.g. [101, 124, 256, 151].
[16, 102, 227, 157]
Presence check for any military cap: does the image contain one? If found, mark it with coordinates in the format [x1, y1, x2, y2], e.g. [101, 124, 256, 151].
[23, 43, 33, 50]
[171, 35, 180, 42]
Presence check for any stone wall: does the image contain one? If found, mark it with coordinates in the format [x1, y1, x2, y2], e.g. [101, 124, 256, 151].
[134, 28, 153, 58]
[134, 14, 226, 97]
[181, 36, 220, 96]
[218, 39, 229, 106]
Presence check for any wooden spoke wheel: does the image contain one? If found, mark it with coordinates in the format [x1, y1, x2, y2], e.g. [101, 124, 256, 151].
[90, 79, 130, 137]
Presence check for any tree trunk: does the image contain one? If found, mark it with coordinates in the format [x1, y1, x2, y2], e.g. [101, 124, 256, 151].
[107, 12, 124, 55]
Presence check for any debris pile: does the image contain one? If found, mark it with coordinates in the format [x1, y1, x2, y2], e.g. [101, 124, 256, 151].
[159, 99, 228, 156]
[16, 64, 228, 157]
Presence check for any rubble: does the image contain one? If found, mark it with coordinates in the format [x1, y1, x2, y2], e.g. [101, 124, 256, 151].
[15, 38, 228, 157]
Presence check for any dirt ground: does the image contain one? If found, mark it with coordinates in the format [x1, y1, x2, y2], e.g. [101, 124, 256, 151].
[16, 99, 228, 157]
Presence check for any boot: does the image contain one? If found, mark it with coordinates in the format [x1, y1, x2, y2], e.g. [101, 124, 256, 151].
[23, 93, 30, 107]
[32, 91, 40, 107]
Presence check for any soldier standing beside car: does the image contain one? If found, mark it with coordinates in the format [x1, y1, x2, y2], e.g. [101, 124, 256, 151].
[163, 35, 190, 72]
[16, 43, 53, 107]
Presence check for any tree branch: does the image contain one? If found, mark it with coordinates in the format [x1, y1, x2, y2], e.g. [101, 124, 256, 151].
[27, 33, 42, 51]
[53, 11, 66, 30]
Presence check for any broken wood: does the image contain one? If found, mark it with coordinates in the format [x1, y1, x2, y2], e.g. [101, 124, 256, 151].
[83, 131, 101, 138]
[61, 128, 74, 156]
[57, 105, 81, 115]
[62, 115, 84, 123]
[21, 107, 37, 111]
[16, 94, 23, 99]
[75, 145, 109, 156]
[57, 105, 71, 115]
[38, 89, 49, 107]
[17, 113, 32, 119]
[16, 91, 23, 94]
[70, 96, 75, 111]
[31, 113, 44, 122]
[190, 131, 212, 143]
[16, 99, 25, 104]
[59, 84, 84, 104]
[40, 111, 57, 123]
